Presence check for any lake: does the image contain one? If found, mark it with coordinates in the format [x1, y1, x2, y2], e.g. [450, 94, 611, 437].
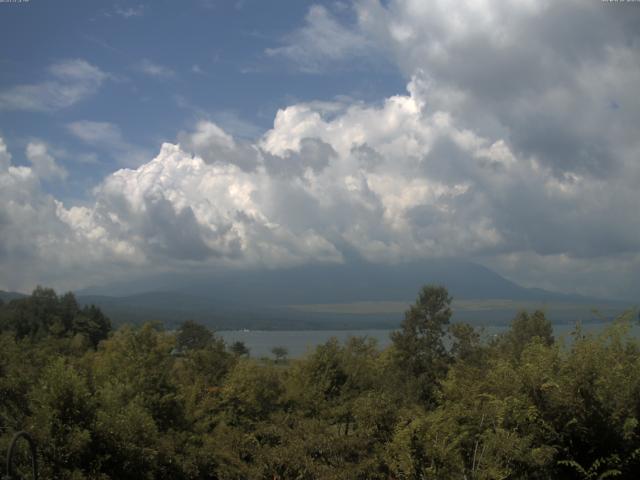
[219, 322, 639, 358]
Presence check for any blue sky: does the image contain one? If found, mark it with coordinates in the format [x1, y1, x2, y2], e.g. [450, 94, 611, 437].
[1, 1, 640, 300]
[0, 0, 403, 200]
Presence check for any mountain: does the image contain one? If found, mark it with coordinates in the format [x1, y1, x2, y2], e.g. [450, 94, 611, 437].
[75, 259, 632, 330]
[79, 258, 591, 304]
[0, 290, 27, 303]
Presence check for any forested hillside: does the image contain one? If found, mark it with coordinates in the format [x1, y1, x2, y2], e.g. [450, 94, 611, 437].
[1, 286, 639, 479]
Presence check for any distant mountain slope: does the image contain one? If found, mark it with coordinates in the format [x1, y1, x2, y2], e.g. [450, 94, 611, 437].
[6, 260, 631, 331]
[75, 259, 632, 330]
[79, 259, 593, 305]
[0, 290, 27, 302]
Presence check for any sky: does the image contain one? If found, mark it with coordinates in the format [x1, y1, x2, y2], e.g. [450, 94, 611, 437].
[1, 0, 639, 300]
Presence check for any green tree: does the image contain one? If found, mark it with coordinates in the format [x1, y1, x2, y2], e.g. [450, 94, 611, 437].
[0, 288, 110, 347]
[271, 345, 288, 363]
[449, 322, 483, 363]
[92, 323, 184, 432]
[230, 340, 250, 357]
[28, 358, 96, 479]
[391, 285, 452, 404]
[495, 310, 554, 360]
[176, 320, 213, 351]
[221, 360, 284, 426]
[73, 304, 111, 347]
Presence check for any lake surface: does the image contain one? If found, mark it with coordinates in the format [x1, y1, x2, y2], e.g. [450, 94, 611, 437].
[219, 322, 639, 358]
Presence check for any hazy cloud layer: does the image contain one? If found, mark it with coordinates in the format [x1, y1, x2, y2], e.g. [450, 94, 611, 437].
[25, 142, 68, 181]
[115, 5, 145, 19]
[67, 120, 152, 167]
[266, 5, 375, 72]
[0, 59, 106, 111]
[137, 59, 176, 79]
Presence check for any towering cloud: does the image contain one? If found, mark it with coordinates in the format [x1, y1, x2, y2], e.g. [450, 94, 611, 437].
[265, 0, 640, 298]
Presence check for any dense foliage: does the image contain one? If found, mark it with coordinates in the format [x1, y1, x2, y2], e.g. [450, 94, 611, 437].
[1, 286, 639, 479]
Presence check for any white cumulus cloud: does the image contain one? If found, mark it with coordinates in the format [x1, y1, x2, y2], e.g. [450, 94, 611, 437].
[2, 70, 640, 298]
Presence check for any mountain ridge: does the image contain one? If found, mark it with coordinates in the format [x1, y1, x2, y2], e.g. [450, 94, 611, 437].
[77, 259, 598, 304]
[4, 260, 632, 330]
